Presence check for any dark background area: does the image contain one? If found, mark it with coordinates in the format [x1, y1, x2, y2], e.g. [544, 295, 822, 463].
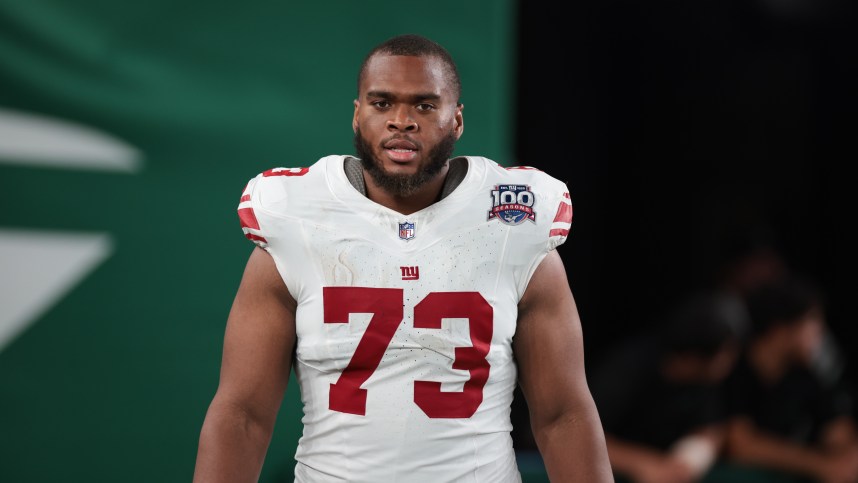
[512, 0, 858, 449]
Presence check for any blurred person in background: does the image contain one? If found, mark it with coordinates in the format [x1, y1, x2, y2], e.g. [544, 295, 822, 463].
[590, 291, 745, 483]
[723, 276, 858, 483]
[710, 232, 849, 405]
[713, 232, 789, 303]
[709, 231, 790, 342]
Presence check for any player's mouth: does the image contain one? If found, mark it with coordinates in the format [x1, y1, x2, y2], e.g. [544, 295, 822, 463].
[383, 139, 419, 163]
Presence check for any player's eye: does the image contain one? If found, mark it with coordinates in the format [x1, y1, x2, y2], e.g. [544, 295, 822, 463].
[371, 101, 391, 109]
[416, 103, 435, 112]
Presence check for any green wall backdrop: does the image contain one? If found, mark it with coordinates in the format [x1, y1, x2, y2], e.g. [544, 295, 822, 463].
[0, 1, 516, 481]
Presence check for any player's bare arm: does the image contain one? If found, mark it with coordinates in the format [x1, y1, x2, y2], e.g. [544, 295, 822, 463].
[193, 247, 296, 483]
[514, 249, 613, 482]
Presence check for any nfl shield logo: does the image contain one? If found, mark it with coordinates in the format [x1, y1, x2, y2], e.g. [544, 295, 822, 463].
[398, 221, 415, 241]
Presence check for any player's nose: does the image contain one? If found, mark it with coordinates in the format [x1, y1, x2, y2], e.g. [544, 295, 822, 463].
[386, 106, 418, 132]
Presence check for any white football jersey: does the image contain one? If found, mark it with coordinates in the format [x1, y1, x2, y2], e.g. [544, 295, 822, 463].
[237, 155, 572, 483]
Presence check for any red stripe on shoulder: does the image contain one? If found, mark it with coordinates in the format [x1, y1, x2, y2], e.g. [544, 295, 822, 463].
[504, 165, 542, 171]
[238, 207, 261, 230]
[244, 233, 268, 243]
[549, 228, 570, 237]
[552, 201, 573, 224]
[240, 194, 251, 203]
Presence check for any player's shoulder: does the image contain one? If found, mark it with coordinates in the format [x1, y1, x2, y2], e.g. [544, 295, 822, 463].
[470, 156, 569, 194]
[241, 155, 340, 210]
[469, 156, 572, 248]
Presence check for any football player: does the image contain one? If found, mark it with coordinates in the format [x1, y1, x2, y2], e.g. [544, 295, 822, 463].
[194, 34, 612, 483]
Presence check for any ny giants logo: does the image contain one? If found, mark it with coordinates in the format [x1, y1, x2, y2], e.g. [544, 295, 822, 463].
[400, 266, 419, 280]
[488, 185, 536, 225]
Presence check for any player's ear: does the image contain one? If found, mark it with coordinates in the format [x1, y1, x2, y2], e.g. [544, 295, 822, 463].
[453, 103, 464, 140]
[352, 99, 360, 133]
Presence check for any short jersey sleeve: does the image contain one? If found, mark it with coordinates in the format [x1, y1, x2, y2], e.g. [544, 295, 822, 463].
[507, 167, 575, 300]
[547, 188, 573, 251]
[237, 174, 268, 250]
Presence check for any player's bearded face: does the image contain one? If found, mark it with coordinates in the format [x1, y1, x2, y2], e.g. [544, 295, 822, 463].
[354, 127, 457, 197]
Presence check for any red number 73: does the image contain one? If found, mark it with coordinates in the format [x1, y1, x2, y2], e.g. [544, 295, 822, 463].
[323, 287, 493, 419]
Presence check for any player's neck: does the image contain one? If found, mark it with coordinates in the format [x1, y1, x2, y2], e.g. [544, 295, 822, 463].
[363, 165, 450, 215]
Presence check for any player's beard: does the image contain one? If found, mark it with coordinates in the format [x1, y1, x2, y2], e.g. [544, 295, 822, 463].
[354, 128, 456, 198]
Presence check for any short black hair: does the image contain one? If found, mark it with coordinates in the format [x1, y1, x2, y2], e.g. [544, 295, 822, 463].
[745, 276, 824, 336]
[659, 292, 746, 357]
[357, 34, 462, 102]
